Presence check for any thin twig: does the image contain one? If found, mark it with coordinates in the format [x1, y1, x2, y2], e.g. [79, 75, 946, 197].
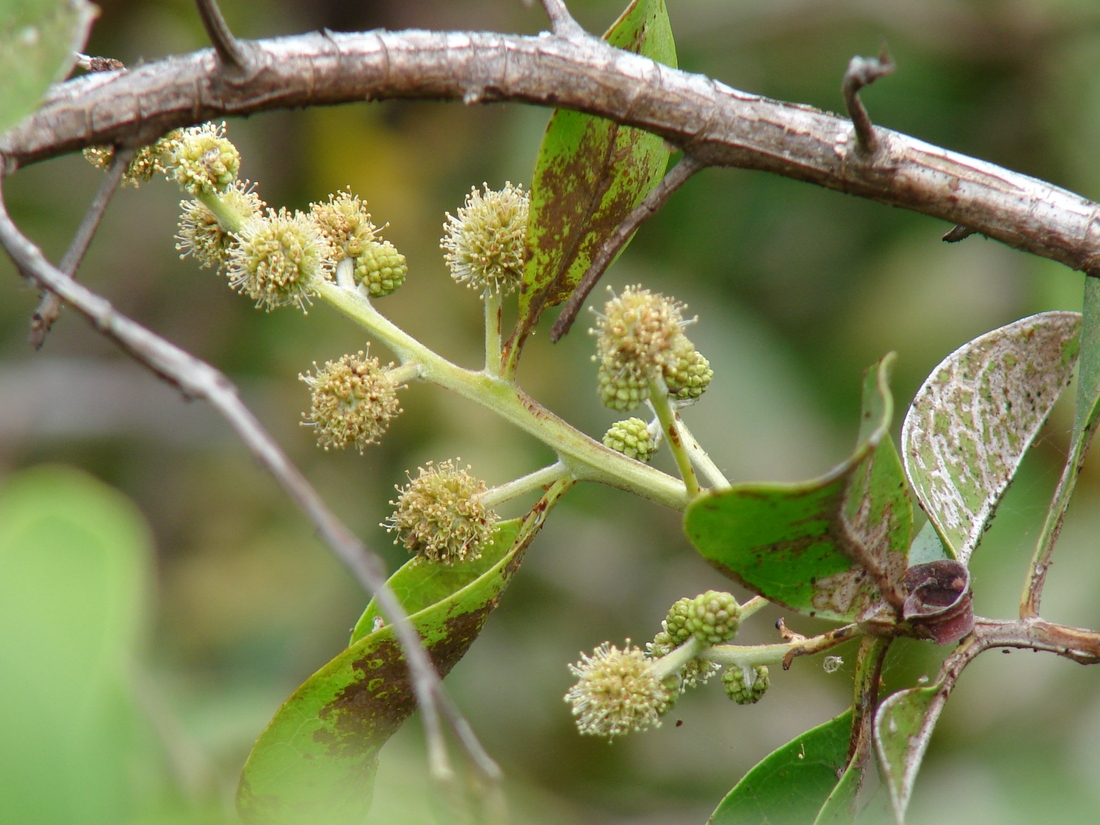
[842, 47, 896, 154]
[194, 0, 250, 72]
[942, 224, 976, 242]
[551, 154, 705, 342]
[0, 156, 488, 786]
[539, 0, 586, 38]
[75, 54, 125, 72]
[28, 147, 134, 349]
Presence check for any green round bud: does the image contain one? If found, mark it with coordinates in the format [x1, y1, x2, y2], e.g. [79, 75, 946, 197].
[176, 181, 264, 273]
[603, 417, 656, 461]
[687, 590, 742, 645]
[385, 460, 498, 564]
[565, 641, 670, 738]
[666, 348, 713, 403]
[722, 664, 770, 705]
[441, 182, 529, 296]
[355, 239, 408, 298]
[310, 190, 377, 259]
[597, 361, 649, 411]
[299, 351, 402, 453]
[663, 597, 695, 646]
[226, 207, 334, 311]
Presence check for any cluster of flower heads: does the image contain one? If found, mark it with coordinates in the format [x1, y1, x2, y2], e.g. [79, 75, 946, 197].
[385, 459, 498, 564]
[566, 590, 780, 738]
[591, 285, 713, 411]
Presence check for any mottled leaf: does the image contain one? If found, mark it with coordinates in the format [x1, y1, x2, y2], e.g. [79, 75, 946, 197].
[514, 0, 676, 340]
[0, 0, 97, 135]
[709, 709, 853, 825]
[901, 312, 1080, 564]
[685, 355, 912, 622]
[238, 519, 526, 825]
[0, 466, 150, 824]
[874, 685, 945, 824]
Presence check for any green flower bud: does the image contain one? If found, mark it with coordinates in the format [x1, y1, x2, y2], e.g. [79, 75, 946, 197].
[666, 348, 713, 403]
[664, 598, 695, 646]
[163, 123, 240, 195]
[386, 460, 498, 564]
[310, 190, 377, 259]
[603, 417, 656, 461]
[597, 361, 649, 411]
[722, 664, 770, 705]
[299, 351, 402, 453]
[688, 590, 742, 645]
[565, 641, 671, 738]
[175, 181, 264, 273]
[441, 182, 529, 296]
[355, 240, 407, 298]
[226, 207, 334, 311]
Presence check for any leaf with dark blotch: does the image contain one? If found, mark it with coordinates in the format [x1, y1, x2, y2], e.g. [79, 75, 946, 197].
[685, 354, 913, 622]
[237, 519, 525, 825]
[513, 0, 676, 343]
[0, 0, 97, 135]
[901, 312, 1080, 565]
[875, 685, 947, 824]
[709, 709, 853, 825]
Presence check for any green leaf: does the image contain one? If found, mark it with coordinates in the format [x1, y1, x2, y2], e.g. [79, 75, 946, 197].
[0, 465, 150, 825]
[514, 0, 676, 339]
[874, 685, 944, 824]
[709, 709, 853, 825]
[237, 519, 525, 825]
[906, 521, 949, 566]
[812, 759, 862, 825]
[684, 355, 912, 622]
[0, 0, 97, 135]
[901, 311, 1080, 564]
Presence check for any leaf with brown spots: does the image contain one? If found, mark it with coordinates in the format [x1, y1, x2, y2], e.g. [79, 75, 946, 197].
[510, 0, 676, 356]
[237, 519, 528, 825]
[684, 354, 913, 623]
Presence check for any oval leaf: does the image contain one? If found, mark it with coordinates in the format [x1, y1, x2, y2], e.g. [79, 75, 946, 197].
[237, 519, 527, 825]
[685, 355, 912, 622]
[514, 0, 676, 339]
[901, 311, 1080, 564]
[0, 0, 97, 135]
[709, 709, 853, 825]
[874, 685, 946, 824]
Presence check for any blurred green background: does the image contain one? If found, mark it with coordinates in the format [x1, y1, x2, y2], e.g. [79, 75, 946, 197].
[3, 0, 1100, 822]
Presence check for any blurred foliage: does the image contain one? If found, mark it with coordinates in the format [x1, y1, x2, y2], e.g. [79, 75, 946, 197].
[3, 0, 1100, 823]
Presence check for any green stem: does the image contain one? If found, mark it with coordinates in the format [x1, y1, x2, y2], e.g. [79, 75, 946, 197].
[387, 362, 422, 385]
[316, 281, 688, 510]
[740, 595, 768, 620]
[649, 637, 704, 682]
[701, 623, 860, 668]
[196, 189, 245, 233]
[484, 291, 503, 378]
[648, 378, 701, 498]
[481, 461, 571, 509]
[675, 412, 729, 489]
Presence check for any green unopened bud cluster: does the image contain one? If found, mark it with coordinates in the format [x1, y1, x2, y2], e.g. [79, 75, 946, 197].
[565, 641, 670, 739]
[386, 460, 498, 564]
[666, 591, 742, 646]
[591, 286, 712, 411]
[722, 664, 770, 705]
[299, 351, 402, 453]
[603, 418, 657, 461]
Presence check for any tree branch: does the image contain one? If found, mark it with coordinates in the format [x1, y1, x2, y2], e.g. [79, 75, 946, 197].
[4, 30, 1099, 275]
[841, 47, 895, 154]
[0, 155, 499, 787]
[193, 0, 252, 74]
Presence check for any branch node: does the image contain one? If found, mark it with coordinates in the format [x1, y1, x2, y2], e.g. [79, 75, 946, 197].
[943, 224, 976, 243]
[539, 0, 587, 39]
[194, 0, 252, 75]
[842, 46, 895, 154]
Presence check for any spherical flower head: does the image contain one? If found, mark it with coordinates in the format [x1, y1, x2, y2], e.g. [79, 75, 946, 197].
[603, 418, 656, 461]
[227, 207, 333, 311]
[687, 590, 742, 646]
[166, 123, 241, 195]
[565, 641, 670, 738]
[722, 664, 770, 705]
[663, 597, 695, 646]
[441, 182, 529, 296]
[355, 240, 407, 298]
[597, 360, 649, 411]
[310, 190, 377, 259]
[386, 460, 498, 564]
[666, 348, 713, 403]
[299, 351, 401, 453]
[176, 181, 264, 272]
